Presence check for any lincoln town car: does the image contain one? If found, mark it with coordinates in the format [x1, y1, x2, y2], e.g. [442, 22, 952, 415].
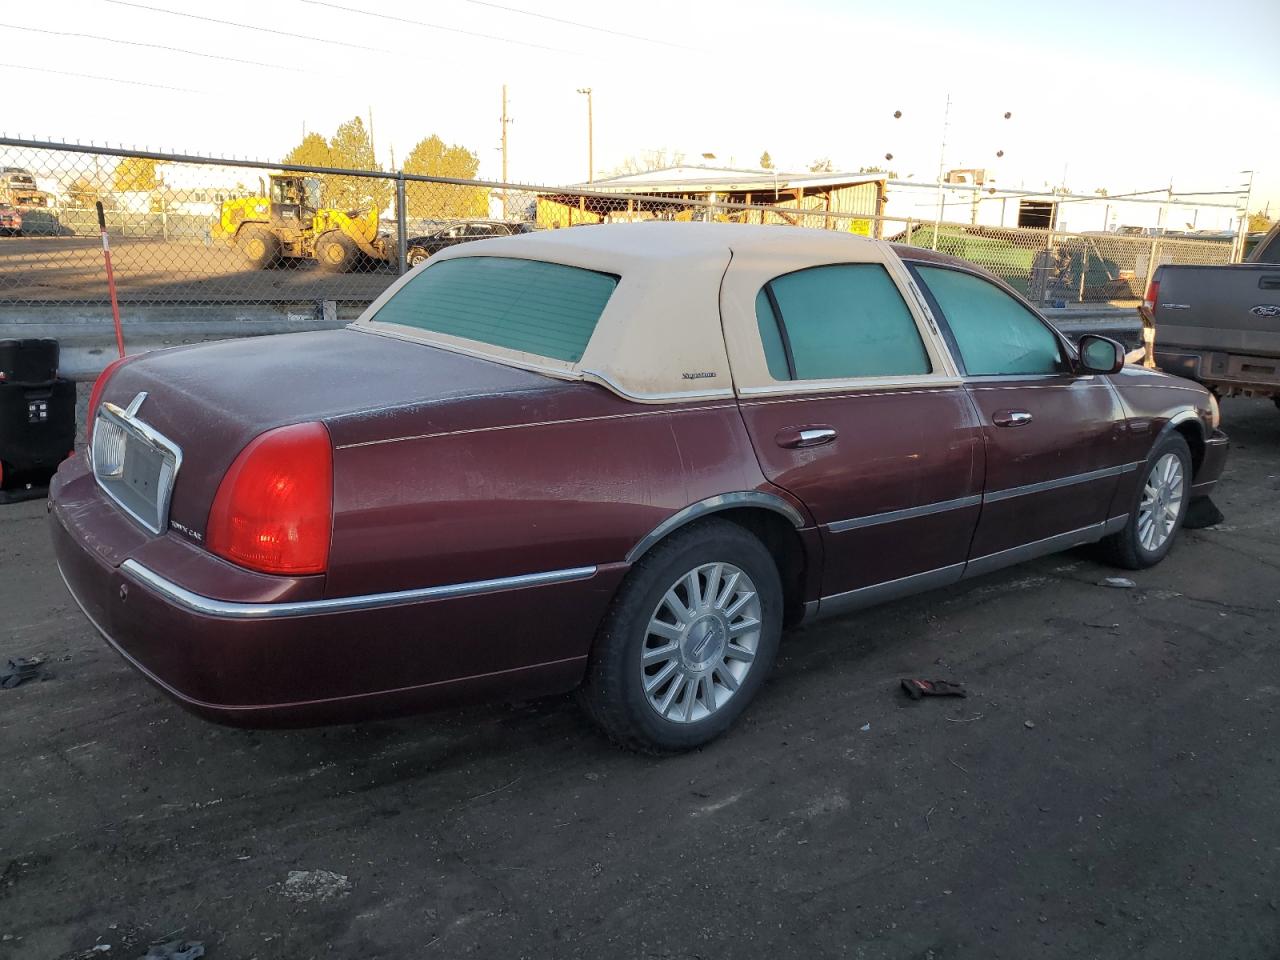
[50, 223, 1229, 751]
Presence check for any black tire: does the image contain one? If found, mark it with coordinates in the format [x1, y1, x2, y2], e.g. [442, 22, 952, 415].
[1098, 432, 1193, 570]
[407, 246, 429, 267]
[578, 518, 784, 753]
[236, 224, 280, 269]
[315, 231, 357, 272]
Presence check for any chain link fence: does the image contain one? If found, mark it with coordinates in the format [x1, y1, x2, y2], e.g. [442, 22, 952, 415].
[0, 139, 1235, 312]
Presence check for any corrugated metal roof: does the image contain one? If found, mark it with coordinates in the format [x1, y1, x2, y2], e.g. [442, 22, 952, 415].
[567, 165, 887, 195]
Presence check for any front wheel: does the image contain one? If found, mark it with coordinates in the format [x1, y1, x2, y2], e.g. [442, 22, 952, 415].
[407, 246, 429, 267]
[236, 224, 280, 269]
[315, 231, 357, 272]
[578, 518, 783, 753]
[1098, 432, 1192, 569]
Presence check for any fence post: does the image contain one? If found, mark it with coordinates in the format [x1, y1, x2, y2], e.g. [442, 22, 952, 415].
[395, 172, 408, 276]
[905, 217, 913, 245]
[1078, 244, 1088, 303]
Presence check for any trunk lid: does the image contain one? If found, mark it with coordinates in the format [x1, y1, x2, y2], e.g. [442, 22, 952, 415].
[98, 328, 564, 540]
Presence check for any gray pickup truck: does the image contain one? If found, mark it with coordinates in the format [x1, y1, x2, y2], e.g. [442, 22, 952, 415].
[1144, 223, 1280, 407]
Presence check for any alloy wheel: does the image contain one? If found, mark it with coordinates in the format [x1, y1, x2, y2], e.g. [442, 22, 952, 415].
[1138, 452, 1185, 552]
[640, 562, 762, 724]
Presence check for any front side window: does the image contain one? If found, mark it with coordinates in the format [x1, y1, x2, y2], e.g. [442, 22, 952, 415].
[753, 264, 931, 381]
[914, 266, 1062, 376]
[369, 256, 618, 363]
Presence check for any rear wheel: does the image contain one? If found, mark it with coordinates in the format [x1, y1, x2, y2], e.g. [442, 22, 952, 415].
[236, 224, 280, 269]
[578, 519, 783, 753]
[1098, 432, 1192, 569]
[407, 246, 429, 267]
[315, 231, 357, 272]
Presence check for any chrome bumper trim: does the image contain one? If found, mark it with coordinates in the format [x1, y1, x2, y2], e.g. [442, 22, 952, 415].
[120, 559, 598, 621]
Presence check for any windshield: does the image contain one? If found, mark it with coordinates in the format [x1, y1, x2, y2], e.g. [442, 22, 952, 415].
[368, 256, 618, 364]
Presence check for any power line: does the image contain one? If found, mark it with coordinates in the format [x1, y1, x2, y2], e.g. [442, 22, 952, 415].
[102, 0, 392, 54]
[0, 22, 315, 74]
[0, 62, 204, 94]
[458, 0, 692, 50]
[299, 0, 571, 53]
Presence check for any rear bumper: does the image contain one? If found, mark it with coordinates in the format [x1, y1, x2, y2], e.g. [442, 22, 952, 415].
[1155, 347, 1280, 397]
[50, 461, 622, 728]
[1191, 428, 1230, 498]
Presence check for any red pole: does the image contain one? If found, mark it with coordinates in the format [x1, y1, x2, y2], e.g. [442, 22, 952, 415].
[96, 200, 125, 358]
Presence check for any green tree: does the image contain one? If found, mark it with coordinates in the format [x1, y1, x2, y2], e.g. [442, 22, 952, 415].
[857, 165, 898, 178]
[280, 119, 389, 213]
[1248, 211, 1273, 233]
[112, 156, 159, 193]
[282, 132, 332, 169]
[403, 135, 486, 219]
[759, 151, 774, 170]
[808, 157, 834, 173]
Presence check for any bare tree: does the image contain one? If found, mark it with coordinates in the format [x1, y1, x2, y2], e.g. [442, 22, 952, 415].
[609, 147, 687, 177]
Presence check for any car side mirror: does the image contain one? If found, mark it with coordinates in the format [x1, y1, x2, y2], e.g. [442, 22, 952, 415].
[1077, 335, 1125, 375]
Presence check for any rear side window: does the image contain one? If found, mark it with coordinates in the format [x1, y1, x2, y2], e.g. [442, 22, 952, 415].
[754, 264, 931, 380]
[914, 266, 1061, 376]
[370, 256, 618, 363]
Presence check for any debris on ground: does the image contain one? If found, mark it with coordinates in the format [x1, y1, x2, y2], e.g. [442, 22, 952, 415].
[0, 657, 43, 689]
[1099, 577, 1136, 589]
[1183, 496, 1225, 529]
[1024, 720, 1036, 729]
[859, 723, 871, 732]
[281, 869, 352, 903]
[141, 940, 205, 960]
[901, 678, 967, 700]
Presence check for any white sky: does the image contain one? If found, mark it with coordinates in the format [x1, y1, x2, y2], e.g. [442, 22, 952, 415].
[4, 0, 1278, 212]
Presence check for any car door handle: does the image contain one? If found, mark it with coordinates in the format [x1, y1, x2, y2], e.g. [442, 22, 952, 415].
[992, 410, 1033, 427]
[776, 426, 837, 448]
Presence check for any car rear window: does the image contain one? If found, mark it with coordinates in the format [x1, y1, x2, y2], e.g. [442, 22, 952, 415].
[370, 256, 618, 363]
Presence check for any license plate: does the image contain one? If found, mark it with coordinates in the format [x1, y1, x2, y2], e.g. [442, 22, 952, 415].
[92, 399, 182, 535]
[121, 437, 164, 501]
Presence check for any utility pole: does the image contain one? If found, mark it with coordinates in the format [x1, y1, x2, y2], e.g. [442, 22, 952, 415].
[577, 87, 593, 183]
[1234, 169, 1254, 262]
[932, 92, 951, 250]
[500, 84, 511, 217]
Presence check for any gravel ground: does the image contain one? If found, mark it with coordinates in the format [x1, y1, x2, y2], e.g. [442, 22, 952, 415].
[1, 398, 1277, 960]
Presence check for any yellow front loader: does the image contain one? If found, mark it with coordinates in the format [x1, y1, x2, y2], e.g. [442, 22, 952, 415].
[213, 173, 392, 272]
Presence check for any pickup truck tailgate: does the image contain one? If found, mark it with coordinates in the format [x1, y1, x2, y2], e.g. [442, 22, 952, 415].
[1154, 263, 1280, 357]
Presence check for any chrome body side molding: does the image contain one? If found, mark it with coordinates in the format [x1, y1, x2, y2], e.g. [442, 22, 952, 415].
[625, 491, 807, 565]
[814, 563, 966, 619]
[826, 495, 982, 534]
[121, 559, 598, 621]
[802, 516, 1128, 623]
[983, 463, 1143, 504]
[963, 516, 1127, 580]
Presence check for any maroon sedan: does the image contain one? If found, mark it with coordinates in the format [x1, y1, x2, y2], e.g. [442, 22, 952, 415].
[51, 223, 1228, 751]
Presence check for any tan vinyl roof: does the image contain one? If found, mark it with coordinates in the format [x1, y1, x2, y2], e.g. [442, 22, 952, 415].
[354, 222, 942, 403]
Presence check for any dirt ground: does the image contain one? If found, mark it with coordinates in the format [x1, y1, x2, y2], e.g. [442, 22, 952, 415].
[0, 236, 395, 304]
[2, 398, 1277, 960]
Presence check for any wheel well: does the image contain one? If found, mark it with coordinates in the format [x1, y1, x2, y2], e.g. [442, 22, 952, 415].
[709, 507, 810, 627]
[1172, 420, 1205, 476]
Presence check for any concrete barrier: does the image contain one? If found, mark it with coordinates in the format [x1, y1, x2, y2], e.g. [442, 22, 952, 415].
[0, 301, 361, 380]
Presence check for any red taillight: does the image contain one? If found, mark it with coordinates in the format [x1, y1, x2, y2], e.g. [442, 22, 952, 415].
[85, 355, 134, 446]
[206, 421, 333, 576]
[1142, 279, 1160, 313]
